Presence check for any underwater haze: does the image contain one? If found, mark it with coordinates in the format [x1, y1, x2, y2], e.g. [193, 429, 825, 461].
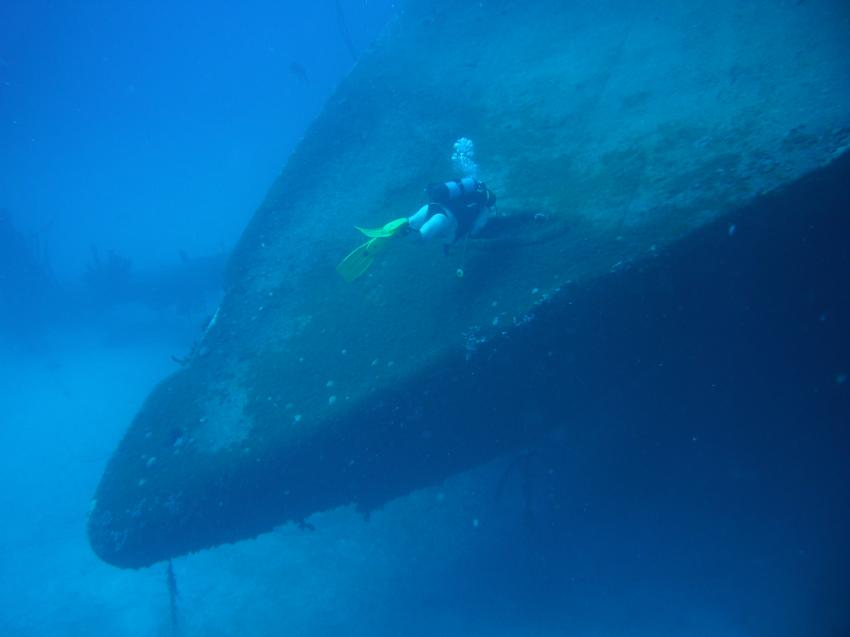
[0, 0, 393, 275]
[2, 1, 850, 636]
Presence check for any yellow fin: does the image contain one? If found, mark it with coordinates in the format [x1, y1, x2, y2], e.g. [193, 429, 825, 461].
[355, 217, 409, 239]
[336, 237, 389, 282]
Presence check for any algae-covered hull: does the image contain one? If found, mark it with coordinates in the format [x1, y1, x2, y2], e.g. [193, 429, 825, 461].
[89, 0, 850, 568]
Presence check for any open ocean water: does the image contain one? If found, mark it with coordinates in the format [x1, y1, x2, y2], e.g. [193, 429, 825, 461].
[2, 1, 849, 636]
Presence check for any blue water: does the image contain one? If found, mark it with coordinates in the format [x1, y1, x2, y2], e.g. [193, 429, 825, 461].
[2, 2, 849, 636]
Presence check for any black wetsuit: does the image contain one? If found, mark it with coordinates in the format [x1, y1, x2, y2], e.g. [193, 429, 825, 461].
[425, 179, 496, 241]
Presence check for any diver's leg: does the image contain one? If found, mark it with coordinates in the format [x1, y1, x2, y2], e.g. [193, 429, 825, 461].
[408, 205, 429, 231]
[420, 212, 454, 242]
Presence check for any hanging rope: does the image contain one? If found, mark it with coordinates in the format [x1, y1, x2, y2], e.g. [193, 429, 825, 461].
[334, 0, 358, 62]
[166, 559, 180, 635]
[456, 232, 471, 278]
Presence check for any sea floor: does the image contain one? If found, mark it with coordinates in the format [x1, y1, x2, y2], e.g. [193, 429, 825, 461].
[0, 317, 843, 637]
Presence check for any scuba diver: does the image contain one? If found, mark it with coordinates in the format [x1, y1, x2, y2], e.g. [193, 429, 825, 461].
[337, 176, 497, 281]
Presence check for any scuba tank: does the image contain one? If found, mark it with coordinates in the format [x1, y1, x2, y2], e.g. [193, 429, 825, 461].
[427, 177, 481, 205]
[427, 177, 496, 208]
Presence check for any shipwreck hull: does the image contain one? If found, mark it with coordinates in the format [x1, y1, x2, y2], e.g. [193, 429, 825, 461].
[89, 0, 850, 568]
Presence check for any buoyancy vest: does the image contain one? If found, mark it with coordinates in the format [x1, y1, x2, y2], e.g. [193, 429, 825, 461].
[425, 178, 496, 240]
